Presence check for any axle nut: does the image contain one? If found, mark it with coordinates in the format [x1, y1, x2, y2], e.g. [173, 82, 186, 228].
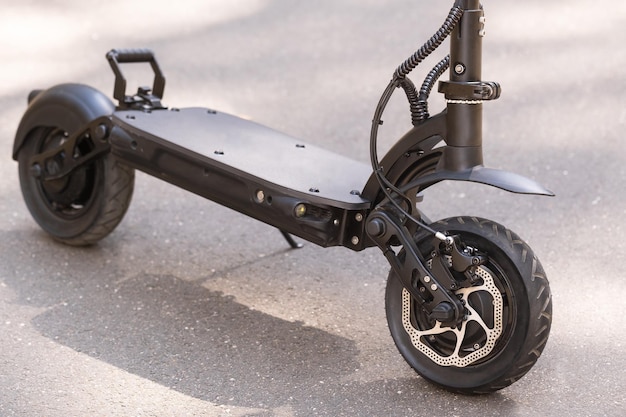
[366, 218, 386, 237]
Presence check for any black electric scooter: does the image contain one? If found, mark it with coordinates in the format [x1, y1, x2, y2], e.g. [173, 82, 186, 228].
[12, 0, 553, 394]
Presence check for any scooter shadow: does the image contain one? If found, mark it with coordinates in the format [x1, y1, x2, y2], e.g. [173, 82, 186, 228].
[4, 228, 516, 415]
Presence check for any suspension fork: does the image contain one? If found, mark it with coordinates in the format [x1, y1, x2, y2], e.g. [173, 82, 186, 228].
[366, 204, 488, 327]
[367, 207, 456, 326]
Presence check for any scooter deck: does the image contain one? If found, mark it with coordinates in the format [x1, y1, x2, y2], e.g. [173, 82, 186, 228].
[112, 107, 372, 209]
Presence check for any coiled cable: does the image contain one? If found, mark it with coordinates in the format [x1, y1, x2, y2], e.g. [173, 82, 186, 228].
[397, 77, 421, 126]
[393, 7, 463, 80]
[415, 55, 451, 122]
[369, 2, 463, 234]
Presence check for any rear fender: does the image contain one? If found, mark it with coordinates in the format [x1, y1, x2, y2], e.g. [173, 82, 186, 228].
[13, 83, 114, 160]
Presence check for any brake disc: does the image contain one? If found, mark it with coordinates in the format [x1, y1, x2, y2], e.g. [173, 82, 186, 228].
[401, 264, 503, 367]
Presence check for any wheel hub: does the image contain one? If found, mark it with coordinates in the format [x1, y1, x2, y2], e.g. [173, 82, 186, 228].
[36, 129, 96, 214]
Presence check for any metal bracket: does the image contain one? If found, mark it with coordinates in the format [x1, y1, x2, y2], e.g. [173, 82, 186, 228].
[29, 117, 113, 181]
[431, 234, 487, 291]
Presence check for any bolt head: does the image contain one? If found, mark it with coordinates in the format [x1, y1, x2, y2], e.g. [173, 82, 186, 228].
[366, 218, 386, 238]
[30, 164, 42, 178]
[294, 203, 307, 218]
[94, 124, 108, 141]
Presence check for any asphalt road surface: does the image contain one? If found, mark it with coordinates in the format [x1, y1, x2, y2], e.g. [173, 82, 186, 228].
[1, 1, 625, 416]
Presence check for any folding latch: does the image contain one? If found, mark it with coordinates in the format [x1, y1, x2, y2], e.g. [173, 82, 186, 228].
[438, 80, 501, 101]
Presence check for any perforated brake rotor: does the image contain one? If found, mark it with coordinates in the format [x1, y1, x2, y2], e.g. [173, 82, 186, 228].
[401, 265, 504, 367]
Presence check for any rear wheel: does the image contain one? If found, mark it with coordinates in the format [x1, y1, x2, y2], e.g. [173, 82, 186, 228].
[18, 124, 134, 246]
[385, 216, 552, 393]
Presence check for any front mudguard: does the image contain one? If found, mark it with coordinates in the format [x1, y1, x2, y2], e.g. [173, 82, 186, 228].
[12, 83, 114, 160]
[398, 165, 555, 197]
[361, 110, 553, 203]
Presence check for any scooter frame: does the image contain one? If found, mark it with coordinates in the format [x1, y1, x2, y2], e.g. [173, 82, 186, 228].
[12, 0, 553, 379]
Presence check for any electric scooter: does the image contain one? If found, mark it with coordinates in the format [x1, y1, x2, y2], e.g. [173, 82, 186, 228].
[12, 0, 553, 394]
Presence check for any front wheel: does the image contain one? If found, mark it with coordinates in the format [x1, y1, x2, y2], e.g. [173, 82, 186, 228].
[385, 216, 552, 394]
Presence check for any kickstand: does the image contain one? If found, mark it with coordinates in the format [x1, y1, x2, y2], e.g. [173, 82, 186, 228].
[280, 230, 303, 249]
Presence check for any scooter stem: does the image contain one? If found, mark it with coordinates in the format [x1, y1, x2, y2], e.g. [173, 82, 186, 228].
[439, 0, 499, 172]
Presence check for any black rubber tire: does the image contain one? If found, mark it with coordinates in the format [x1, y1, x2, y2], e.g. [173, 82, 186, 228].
[385, 216, 552, 394]
[18, 125, 134, 246]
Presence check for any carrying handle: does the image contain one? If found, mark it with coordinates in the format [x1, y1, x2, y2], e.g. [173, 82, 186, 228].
[108, 48, 155, 63]
[106, 48, 166, 107]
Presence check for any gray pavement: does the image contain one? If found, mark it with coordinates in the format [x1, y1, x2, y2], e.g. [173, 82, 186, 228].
[1, 0, 625, 416]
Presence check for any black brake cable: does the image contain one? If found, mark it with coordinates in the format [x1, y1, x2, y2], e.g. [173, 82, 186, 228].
[369, 3, 464, 241]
